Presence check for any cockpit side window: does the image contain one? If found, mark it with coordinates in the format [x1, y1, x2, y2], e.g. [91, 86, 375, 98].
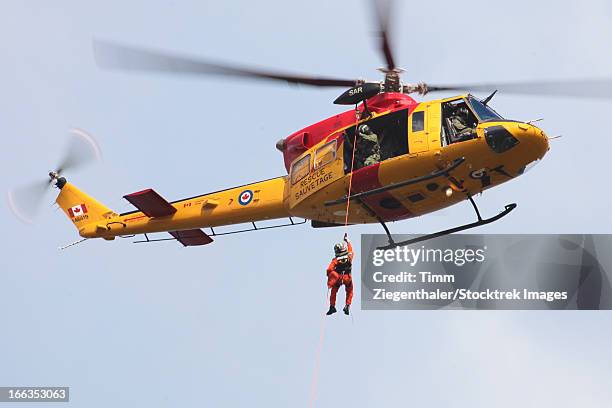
[441, 99, 478, 145]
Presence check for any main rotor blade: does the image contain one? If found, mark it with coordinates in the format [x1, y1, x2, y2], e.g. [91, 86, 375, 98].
[372, 0, 396, 70]
[426, 78, 612, 99]
[56, 128, 102, 174]
[7, 180, 50, 223]
[93, 40, 357, 88]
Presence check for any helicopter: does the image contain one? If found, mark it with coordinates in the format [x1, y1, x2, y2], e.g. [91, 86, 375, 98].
[9, 0, 612, 249]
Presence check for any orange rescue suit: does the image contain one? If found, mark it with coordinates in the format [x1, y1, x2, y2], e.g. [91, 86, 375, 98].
[326, 242, 354, 307]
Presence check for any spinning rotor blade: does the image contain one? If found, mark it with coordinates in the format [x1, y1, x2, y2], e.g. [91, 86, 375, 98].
[57, 128, 102, 174]
[8, 129, 102, 224]
[372, 0, 397, 70]
[93, 40, 357, 87]
[7, 180, 51, 224]
[426, 78, 612, 99]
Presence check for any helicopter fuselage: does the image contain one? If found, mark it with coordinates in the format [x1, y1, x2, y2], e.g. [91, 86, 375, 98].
[67, 91, 548, 242]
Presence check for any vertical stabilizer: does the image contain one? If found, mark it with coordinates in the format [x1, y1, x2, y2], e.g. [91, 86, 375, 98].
[55, 180, 114, 232]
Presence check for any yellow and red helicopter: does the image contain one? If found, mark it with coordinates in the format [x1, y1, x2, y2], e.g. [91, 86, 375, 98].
[9, 1, 612, 249]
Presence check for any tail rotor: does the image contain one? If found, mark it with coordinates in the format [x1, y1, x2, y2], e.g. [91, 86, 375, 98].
[7, 128, 102, 223]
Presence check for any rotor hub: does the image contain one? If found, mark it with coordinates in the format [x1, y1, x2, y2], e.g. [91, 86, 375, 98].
[378, 68, 404, 93]
[48, 171, 66, 189]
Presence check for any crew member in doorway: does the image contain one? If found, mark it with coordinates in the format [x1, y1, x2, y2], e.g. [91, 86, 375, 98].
[326, 233, 354, 316]
[357, 124, 383, 168]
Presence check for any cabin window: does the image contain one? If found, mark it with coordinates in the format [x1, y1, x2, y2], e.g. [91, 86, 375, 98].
[291, 154, 311, 184]
[412, 111, 425, 132]
[314, 140, 336, 169]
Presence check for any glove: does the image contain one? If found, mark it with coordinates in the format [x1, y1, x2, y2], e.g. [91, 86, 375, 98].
[344, 233, 349, 243]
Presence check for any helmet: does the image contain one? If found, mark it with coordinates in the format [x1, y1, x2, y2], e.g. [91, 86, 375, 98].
[334, 242, 348, 258]
[358, 124, 372, 136]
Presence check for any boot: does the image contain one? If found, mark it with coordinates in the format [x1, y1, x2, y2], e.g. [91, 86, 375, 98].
[326, 305, 337, 315]
[343, 304, 350, 315]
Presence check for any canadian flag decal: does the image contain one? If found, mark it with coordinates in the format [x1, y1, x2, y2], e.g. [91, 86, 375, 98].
[68, 204, 88, 218]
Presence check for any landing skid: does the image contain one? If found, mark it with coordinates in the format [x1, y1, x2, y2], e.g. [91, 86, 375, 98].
[376, 196, 517, 250]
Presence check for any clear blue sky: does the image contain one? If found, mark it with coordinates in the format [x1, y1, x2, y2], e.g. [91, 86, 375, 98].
[1, 1, 612, 406]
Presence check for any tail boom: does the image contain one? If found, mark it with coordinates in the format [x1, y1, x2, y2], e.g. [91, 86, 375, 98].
[73, 176, 291, 240]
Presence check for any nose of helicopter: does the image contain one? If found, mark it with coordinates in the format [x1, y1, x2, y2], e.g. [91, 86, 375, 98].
[482, 122, 549, 162]
[514, 122, 549, 160]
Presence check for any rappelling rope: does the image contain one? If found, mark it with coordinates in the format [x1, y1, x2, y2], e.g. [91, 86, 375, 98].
[309, 106, 363, 408]
[343, 106, 361, 229]
[342, 106, 361, 325]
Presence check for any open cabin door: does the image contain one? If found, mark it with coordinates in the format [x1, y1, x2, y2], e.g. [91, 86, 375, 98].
[288, 139, 343, 209]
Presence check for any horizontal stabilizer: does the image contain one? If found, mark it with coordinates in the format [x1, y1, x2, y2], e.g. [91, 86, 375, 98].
[123, 188, 177, 217]
[169, 229, 213, 246]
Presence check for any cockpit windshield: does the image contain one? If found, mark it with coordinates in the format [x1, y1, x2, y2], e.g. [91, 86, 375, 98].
[467, 96, 503, 122]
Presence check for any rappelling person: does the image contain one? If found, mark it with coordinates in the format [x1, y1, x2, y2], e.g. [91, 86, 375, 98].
[326, 233, 354, 316]
[357, 124, 383, 168]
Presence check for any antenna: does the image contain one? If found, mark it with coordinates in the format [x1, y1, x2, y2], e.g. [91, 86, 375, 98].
[482, 90, 498, 105]
[58, 238, 88, 250]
